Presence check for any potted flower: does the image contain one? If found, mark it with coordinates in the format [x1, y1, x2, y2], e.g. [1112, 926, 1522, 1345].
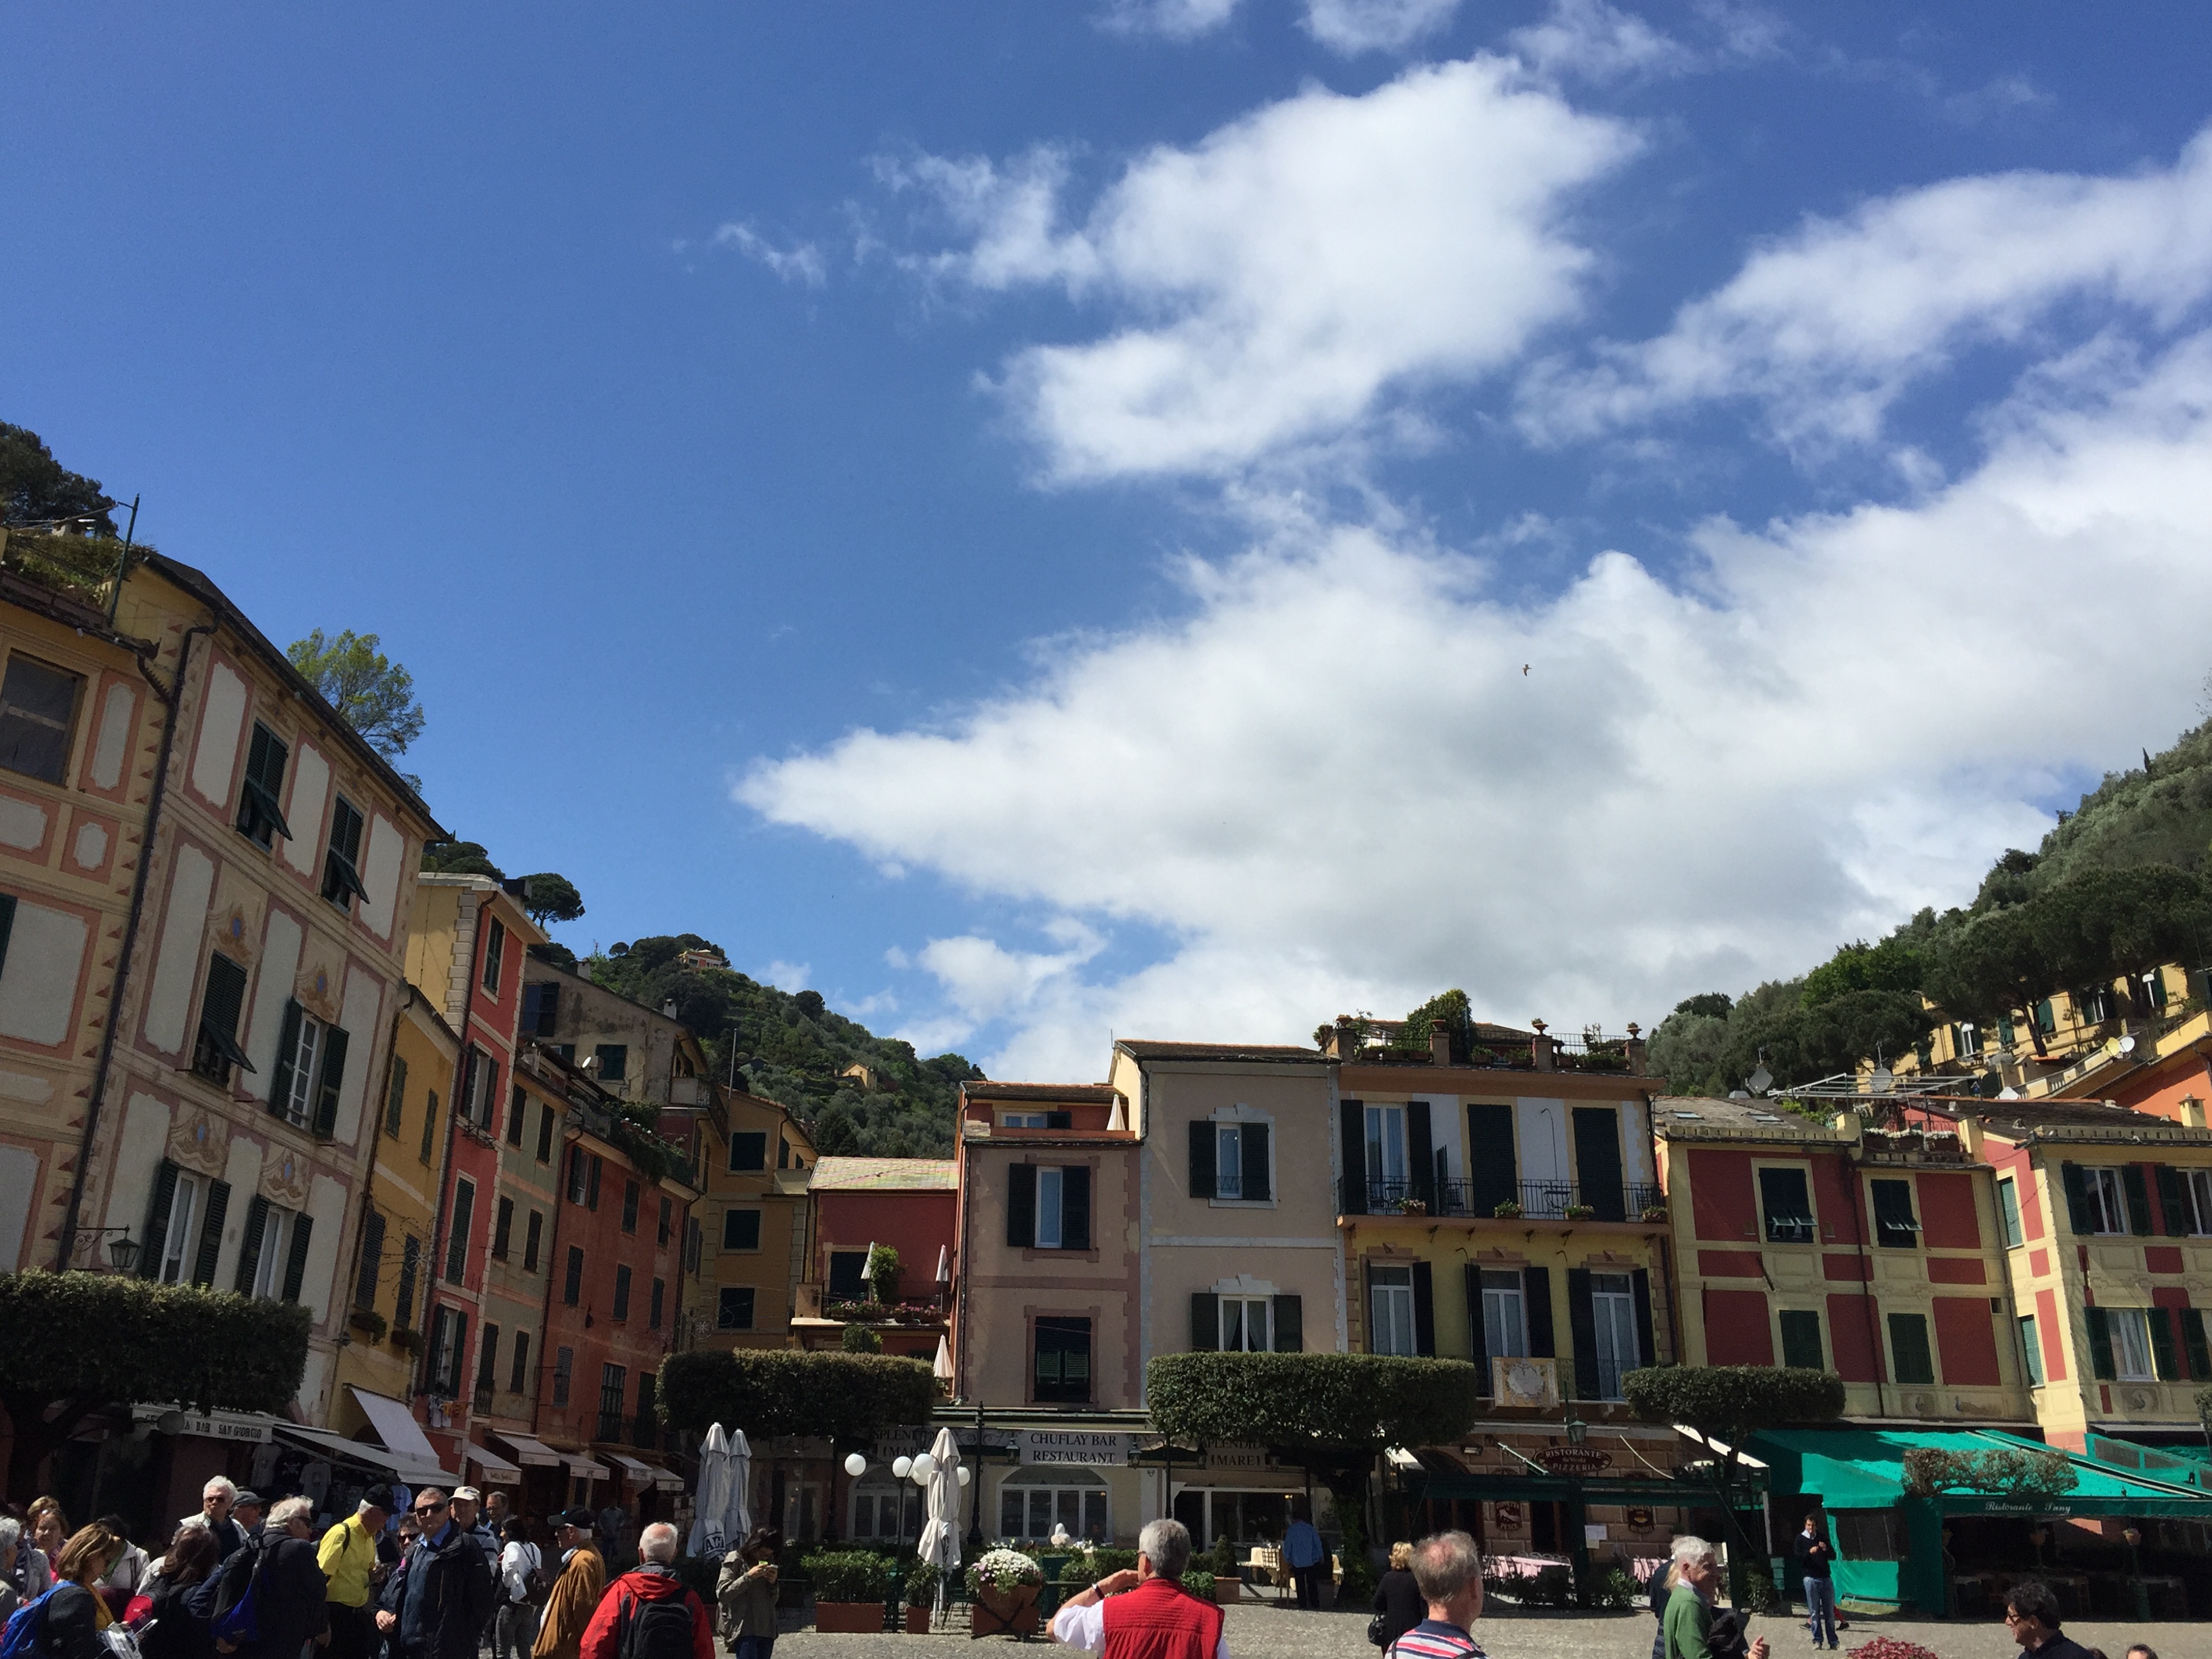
[967, 1549, 1044, 1637]
[348, 1307, 388, 1342]
[802, 1551, 888, 1633]
[1562, 1204, 1596, 1221]
[1640, 1204, 1669, 1224]
[903, 1562, 940, 1634]
[1393, 1197, 1429, 1216]
[1492, 1200, 1522, 1219]
[389, 1326, 423, 1353]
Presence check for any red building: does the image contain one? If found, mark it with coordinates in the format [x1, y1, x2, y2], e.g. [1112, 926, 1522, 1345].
[800, 1157, 958, 1362]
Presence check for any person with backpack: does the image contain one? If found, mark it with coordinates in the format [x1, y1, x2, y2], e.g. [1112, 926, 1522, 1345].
[206, 1496, 327, 1659]
[492, 1521, 541, 1659]
[319, 1487, 396, 1659]
[137, 1525, 221, 1659]
[6, 1522, 126, 1659]
[373, 1492, 493, 1659]
[574, 1525, 708, 1659]
[525, 1515, 600, 1659]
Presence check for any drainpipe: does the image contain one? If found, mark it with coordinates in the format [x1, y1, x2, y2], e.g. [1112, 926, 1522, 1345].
[56, 618, 216, 1271]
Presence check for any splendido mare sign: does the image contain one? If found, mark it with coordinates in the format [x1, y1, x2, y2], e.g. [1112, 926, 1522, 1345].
[1021, 1431, 1137, 1466]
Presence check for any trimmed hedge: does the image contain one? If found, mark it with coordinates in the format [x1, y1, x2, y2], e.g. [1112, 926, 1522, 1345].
[1622, 1365, 1845, 1439]
[657, 1348, 936, 1439]
[1146, 1352, 1483, 1456]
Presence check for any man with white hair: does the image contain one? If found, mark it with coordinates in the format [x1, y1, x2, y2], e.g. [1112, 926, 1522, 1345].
[1387, 1532, 1486, 1659]
[220, 1496, 331, 1659]
[1049, 1518, 1229, 1659]
[577, 1522, 712, 1659]
[189, 1477, 247, 1561]
[1661, 1536, 1769, 1659]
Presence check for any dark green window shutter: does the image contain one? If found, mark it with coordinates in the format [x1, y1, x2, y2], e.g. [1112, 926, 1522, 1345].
[312, 1024, 348, 1139]
[140, 1161, 180, 1279]
[1241, 1122, 1271, 1203]
[1062, 1164, 1091, 1250]
[384, 1054, 408, 1139]
[2084, 1306, 2115, 1380]
[0, 894, 16, 974]
[564, 1246, 583, 1305]
[1272, 1294, 1303, 1352]
[2060, 1163, 2092, 1234]
[357, 1210, 386, 1311]
[193, 1179, 230, 1288]
[1566, 1268, 1599, 1399]
[1871, 1179, 1918, 1247]
[2179, 1308, 2212, 1381]
[1044, 1111, 1071, 1130]
[1466, 1103, 1517, 1212]
[1780, 1310, 1824, 1370]
[1572, 1107, 1625, 1221]
[1338, 1099, 1367, 1214]
[1465, 1265, 1489, 1387]
[1632, 1268, 1656, 1367]
[1188, 1121, 1216, 1200]
[267, 1000, 303, 1121]
[1412, 1261, 1435, 1356]
[1007, 1164, 1036, 1248]
[2122, 1165, 2154, 1236]
[1523, 1265, 1554, 1357]
[2156, 1166, 2188, 1237]
[2148, 1306, 2182, 1381]
[1406, 1101, 1433, 1207]
[235, 1195, 271, 1293]
[447, 1181, 474, 1283]
[1887, 1313, 1934, 1385]
[1190, 1292, 1218, 1351]
[282, 1213, 313, 1303]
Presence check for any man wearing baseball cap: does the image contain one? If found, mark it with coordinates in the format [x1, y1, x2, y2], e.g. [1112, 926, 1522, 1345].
[319, 1485, 396, 1659]
[531, 1513, 604, 1659]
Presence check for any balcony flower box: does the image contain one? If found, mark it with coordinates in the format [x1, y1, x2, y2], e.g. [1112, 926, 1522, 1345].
[1639, 1205, 1669, 1224]
[1492, 1200, 1523, 1219]
[389, 1326, 423, 1353]
[1391, 1198, 1429, 1216]
[1562, 1204, 1597, 1221]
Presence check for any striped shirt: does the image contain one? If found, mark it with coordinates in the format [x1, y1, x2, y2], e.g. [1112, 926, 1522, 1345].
[1389, 1620, 1486, 1659]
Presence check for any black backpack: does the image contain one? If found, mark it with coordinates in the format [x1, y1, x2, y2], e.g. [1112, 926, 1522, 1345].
[614, 1590, 697, 1659]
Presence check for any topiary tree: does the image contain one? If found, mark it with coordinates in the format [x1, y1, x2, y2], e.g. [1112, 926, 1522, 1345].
[1624, 1366, 1843, 1603]
[0, 1271, 312, 1494]
[657, 1349, 935, 1444]
[1147, 1353, 1482, 1599]
[841, 1324, 883, 1353]
[866, 1245, 901, 1305]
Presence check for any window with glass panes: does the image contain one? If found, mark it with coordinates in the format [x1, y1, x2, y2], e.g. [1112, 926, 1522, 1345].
[1000, 1469, 1108, 1542]
[0, 655, 82, 784]
[1481, 1269, 1527, 1360]
[1997, 1176, 2023, 1248]
[2018, 1315, 2043, 1385]
[1589, 1271, 1639, 1398]
[1218, 1295, 1270, 1351]
[1032, 1317, 1092, 1402]
[1368, 1266, 1416, 1355]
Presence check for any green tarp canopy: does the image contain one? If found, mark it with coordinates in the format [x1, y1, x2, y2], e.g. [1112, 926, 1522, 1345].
[1754, 1427, 2212, 1519]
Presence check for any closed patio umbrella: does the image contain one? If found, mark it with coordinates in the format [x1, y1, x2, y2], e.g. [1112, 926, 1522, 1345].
[688, 1422, 731, 1556]
[915, 1427, 962, 1626]
[725, 1428, 754, 1550]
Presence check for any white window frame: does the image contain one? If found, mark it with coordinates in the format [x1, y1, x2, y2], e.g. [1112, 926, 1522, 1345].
[1996, 1176, 2023, 1249]
[278, 1012, 326, 1128]
[1036, 1168, 1065, 1249]
[2183, 1169, 2212, 1236]
[1590, 1271, 1639, 1401]
[1481, 1269, 1528, 1360]
[1220, 1294, 1271, 1352]
[159, 1172, 203, 1284]
[998, 1466, 1109, 1545]
[850, 1471, 920, 1543]
[2018, 1314, 2043, 1387]
[1002, 1112, 1048, 1128]
[2083, 1168, 2128, 1236]
[2110, 1307, 2154, 1382]
[1365, 1104, 1408, 1189]
[251, 1205, 293, 1300]
[1370, 1265, 1415, 1356]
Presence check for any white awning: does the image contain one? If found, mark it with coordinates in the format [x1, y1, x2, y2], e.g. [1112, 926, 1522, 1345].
[350, 1388, 447, 1470]
[493, 1431, 565, 1468]
[607, 1454, 684, 1492]
[561, 1450, 611, 1480]
[464, 1440, 524, 1484]
[275, 1421, 451, 1484]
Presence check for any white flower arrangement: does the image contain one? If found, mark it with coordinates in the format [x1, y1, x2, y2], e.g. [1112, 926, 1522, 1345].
[967, 1548, 1044, 1593]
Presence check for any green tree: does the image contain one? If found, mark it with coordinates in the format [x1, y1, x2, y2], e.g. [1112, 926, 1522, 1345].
[1392, 989, 1473, 1059]
[657, 1349, 935, 1442]
[515, 873, 586, 928]
[1146, 1353, 1482, 1598]
[0, 1271, 311, 1494]
[422, 840, 506, 880]
[1923, 905, 2057, 1055]
[1, 423, 117, 533]
[2026, 866, 2211, 1015]
[866, 1244, 901, 1305]
[286, 630, 426, 760]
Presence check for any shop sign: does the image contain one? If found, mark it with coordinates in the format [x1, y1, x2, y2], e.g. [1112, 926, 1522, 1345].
[134, 1406, 272, 1443]
[1493, 1502, 1523, 1531]
[1202, 1444, 1277, 1473]
[1625, 1507, 1655, 1532]
[1534, 1448, 1612, 1477]
[1021, 1431, 1136, 1466]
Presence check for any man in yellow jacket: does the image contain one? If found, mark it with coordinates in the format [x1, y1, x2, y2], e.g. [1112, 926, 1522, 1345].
[319, 1486, 396, 1659]
[531, 1511, 606, 1659]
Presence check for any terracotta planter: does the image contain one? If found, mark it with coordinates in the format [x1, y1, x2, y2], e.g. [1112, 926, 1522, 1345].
[904, 1607, 932, 1634]
[814, 1602, 886, 1633]
[1214, 1579, 1242, 1605]
[970, 1584, 1040, 1637]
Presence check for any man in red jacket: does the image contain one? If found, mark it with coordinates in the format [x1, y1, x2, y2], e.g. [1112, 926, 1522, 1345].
[1049, 1518, 1228, 1659]
[578, 1524, 712, 1659]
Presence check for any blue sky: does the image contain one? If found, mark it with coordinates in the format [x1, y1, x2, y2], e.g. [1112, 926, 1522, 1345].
[9, 1, 2212, 1080]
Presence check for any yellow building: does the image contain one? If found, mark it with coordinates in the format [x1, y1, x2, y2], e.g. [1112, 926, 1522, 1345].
[692, 1084, 815, 1349]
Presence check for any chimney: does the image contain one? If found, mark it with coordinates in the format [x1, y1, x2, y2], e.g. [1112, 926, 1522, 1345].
[1430, 1023, 1453, 1067]
[1530, 1020, 1554, 1073]
[1832, 1109, 1863, 1141]
[1330, 1016, 1357, 1059]
[2180, 1095, 2207, 1130]
[662, 999, 678, 1017]
[1624, 1023, 1647, 1078]
[1957, 1115, 1984, 1158]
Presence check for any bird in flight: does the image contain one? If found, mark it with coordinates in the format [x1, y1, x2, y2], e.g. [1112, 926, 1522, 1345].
[1522, 663, 1530, 676]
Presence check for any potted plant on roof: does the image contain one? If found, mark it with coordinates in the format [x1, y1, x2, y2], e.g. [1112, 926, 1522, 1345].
[968, 1548, 1043, 1637]
[802, 1550, 889, 1633]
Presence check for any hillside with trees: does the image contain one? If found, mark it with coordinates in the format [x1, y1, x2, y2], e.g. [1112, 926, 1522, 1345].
[1650, 712, 2212, 1097]
[584, 934, 982, 1155]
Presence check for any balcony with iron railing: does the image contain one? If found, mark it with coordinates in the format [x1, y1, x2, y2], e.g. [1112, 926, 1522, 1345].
[1342, 1177, 1666, 1222]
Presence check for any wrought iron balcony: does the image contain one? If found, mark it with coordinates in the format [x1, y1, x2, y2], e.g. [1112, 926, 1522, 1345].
[1343, 1177, 1666, 1222]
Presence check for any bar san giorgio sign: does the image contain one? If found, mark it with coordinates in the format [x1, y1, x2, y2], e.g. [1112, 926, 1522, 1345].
[1022, 1431, 1138, 1467]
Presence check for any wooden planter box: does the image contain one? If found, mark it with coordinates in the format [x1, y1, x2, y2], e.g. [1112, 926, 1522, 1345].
[970, 1585, 1040, 1637]
[904, 1607, 932, 1634]
[1214, 1580, 1242, 1605]
[814, 1602, 885, 1633]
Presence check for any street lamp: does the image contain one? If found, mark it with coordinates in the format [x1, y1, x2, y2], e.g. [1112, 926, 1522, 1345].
[1564, 1415, 1587, 1446]
[2122, 1527, 2148, 1622]
[105, 1229, 140, 1273]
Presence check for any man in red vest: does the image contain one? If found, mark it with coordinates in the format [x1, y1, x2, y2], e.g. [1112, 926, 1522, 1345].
[1048, 1519, 1229, 1659]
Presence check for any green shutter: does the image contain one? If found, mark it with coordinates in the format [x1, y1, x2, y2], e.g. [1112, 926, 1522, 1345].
[1190, 1292, 1218, 1351]
[1466, 1265, 1489, 1388]
[1780, 1309, 1824, 1370]
[384, 1054, 408, 1139]
[282, 1213, 313, 1304]
[1339, 1099, 1367, 1214]
[2180, 1308, 2212, 1382]
[140, 1161, 180, 1279]
[1466, 1103, 1517, 1213]
[2121, 1165, 2154, 1236]
[1632, 1269, 1656, 1368]
[1242, 1122, 1271, 1203]
[2155, 1166, 2188, 1237]
[1188, 1121, 1216, 1200]
[2148, 1307, 2182, 1381]
[1566, 1268, 1599, 1398]
[1887, 1313, 1934, 1385]
[193, 1179, 230, 1288]
[0, 893, 16, 975]
[1061, 1164, 1091, 1250]
[1524, 1265, 1554, 1357]
[1272, 1294, 1303, 1352]
[2085, 1306, 2116, 1380]
[2060, 1164, 2093, 1235]
[356, 1210, 386, 1311]
[312, 1024, 348, 1139]
[1007, 1164, 1036, 1248]
[1412, 1261, 1435, 1357]
[1406, 1101, 1433, 1208]
[235, 1195, 271, 1293]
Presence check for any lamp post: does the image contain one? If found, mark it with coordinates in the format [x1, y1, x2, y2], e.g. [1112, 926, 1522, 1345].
[2122, 1527, 2148, 1622]
[967, 1401, 986, 1549]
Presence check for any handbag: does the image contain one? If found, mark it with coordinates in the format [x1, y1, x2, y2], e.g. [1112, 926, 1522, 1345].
[1367, 1617, 1389, 1647]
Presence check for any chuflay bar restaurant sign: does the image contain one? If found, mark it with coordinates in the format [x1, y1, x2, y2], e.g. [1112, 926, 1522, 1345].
[1021, 1431, 1138, 1466]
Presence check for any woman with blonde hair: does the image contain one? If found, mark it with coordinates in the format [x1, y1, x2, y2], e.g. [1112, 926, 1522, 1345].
[37, 1522, 127, 1659]
[1371, 1541, 1424, 1652]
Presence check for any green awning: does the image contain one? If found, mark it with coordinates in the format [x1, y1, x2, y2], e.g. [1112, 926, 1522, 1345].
[1750, 1427, 2212, 1519]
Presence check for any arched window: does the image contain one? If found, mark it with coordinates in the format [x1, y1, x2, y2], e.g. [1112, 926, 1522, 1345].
[850, 1470, 921, 1542]
[998, 1465, 1109, 1542]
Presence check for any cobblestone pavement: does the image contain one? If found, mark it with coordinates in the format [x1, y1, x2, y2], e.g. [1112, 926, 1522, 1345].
[759, 1603, 2212, 1659]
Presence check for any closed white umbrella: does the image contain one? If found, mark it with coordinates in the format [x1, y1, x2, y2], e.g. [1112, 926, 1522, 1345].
[933, 1335, 954, 1381]
[914, 1427, 962, 1627]
[688, 1422, 731, 1556]
[724, 1428, 754, 1550]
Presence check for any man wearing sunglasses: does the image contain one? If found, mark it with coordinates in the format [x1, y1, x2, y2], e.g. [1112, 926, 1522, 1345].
[375, 1490, 496, 1659]
[2003, 1582, 2091, 1659]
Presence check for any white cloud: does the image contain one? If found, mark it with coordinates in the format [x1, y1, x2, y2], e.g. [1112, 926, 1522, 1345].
[1302, 0, 1460, 54]
[1507, 0, 1691, 83]
[900, 58, 1637, 480]
[742, 331, 2212, 1079]
[760, 959, 813, 991]
[1521, 127, 2212, 449]
[714, 222, 828, 287]
[1098, 0, 1243, 39]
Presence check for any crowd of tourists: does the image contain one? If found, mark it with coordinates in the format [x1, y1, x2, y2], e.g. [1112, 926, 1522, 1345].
[0, 1481, 764, 1659]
